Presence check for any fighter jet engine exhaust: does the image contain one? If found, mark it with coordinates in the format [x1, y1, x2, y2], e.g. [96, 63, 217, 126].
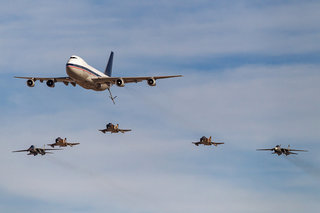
[26, 79, 35, 87]
[147, 78, 156, 86]
[46, 79, 55, 88]
[286, 156, 320, 178]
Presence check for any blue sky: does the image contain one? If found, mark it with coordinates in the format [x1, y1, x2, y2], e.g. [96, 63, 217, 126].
[1, 0, 320, 212]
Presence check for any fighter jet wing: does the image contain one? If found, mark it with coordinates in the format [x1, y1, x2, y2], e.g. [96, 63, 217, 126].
[44, 148, 63, 151]
[288, 152, 298, 155]
[14, 76, 76, 85]
[12, 149, 29, 152]
[256, 149, 274, 151]
[288, 149, 308, 152]
[119, 129, 131, 133]
[66, 142, 80, 146]
[213, 142, 224, 145]
[91, 75, 183, 84]
[99, 129, 108, 133]
[192, 142, 201, 146]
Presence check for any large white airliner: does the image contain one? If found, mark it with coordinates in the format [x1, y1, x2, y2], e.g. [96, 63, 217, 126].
[15, 52, 182, 103]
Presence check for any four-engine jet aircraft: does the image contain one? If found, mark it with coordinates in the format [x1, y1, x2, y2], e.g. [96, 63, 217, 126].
[99, 123, 132, 134]
[192, 136, 224, 146]
[256, 145, 308, 156]
[48, 137, 80, 148]
[12, 145, 61, 156]
[15, 52, 183, 104]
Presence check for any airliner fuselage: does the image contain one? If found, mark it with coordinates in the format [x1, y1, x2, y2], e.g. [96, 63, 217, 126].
[66, 55, 109, 91]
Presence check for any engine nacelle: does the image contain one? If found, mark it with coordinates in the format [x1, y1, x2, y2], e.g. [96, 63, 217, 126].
[26, 79, 35, 87]
[116, 78, 125, 87]
[147, 78, 156, 86]
[46, 79, 55, 88]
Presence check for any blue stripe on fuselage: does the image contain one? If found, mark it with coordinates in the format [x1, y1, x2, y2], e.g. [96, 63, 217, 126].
[66, 63, 102, 77]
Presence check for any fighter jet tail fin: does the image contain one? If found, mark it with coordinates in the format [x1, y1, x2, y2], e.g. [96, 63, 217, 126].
[104, 51, 114, 77]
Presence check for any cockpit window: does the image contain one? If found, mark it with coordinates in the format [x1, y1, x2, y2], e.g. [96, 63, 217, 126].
[70, 56, 77, 59]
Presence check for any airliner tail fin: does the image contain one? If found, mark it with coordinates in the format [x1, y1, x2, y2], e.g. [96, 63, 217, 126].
[104, 51, 114, 76]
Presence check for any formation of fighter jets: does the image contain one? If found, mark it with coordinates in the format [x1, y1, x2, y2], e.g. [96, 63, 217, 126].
[12, 51, 308, 158]
[13, 138, 78, 156]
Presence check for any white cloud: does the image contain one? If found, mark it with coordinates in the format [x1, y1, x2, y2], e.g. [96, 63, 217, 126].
[1, 1, 320, 74]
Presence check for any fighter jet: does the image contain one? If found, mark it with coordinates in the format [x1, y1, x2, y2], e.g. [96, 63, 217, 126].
[47, 137, 80, 148]
[256, 145, 308, 156]
[99, 123, 132, 134]
[12, 145, 62, 156]
[192, 136, 224, 146]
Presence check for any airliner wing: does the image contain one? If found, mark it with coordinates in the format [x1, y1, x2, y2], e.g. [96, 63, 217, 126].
[14, 76, 76, 84]
[91, 75, 183, 84]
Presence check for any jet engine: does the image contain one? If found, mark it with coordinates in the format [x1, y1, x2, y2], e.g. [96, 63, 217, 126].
[116, 78, 125, 87]
[46, 79, 55, 88]
[26, 79, 35, 87]
[147, 78, 156, 86]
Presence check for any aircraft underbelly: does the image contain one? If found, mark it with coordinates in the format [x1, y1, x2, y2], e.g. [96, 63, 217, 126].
[66, 67, 108, 91]
[67, 66, 88, 81]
